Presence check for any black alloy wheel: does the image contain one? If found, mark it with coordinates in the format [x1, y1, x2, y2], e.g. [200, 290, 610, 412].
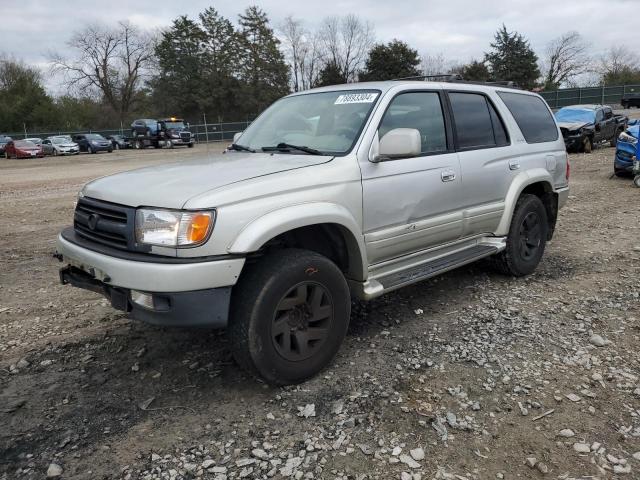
[271, 282, 333, 362]
[518, 211, 542, 262]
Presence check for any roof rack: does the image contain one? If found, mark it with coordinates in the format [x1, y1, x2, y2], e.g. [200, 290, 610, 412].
[393, 73, 521, 89]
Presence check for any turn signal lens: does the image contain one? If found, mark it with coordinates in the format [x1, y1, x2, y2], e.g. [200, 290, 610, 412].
[185, 213, 212, 244]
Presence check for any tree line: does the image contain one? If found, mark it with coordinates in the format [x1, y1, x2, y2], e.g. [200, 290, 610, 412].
[1, 8, 640, 134]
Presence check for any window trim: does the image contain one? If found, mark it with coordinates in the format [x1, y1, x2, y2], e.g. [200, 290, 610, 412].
[497, 90, 560, 144]
[372, 89, 454, 161]
[444, 90, 512, 152]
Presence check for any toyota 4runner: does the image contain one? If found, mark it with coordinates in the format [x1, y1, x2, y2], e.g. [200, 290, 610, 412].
[56, 81, 570, 385]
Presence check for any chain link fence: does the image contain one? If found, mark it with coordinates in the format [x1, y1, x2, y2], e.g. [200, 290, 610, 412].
[4, 119, 254, 143]
[540, 84, 640, 109]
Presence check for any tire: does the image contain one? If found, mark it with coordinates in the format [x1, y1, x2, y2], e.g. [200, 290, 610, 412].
[493, 194, 549, 277]
[187, 143, 194, 148]
[108, 148, 113, 153]
[634, 175, 640, 188]
[228, 249, 351, 386]
[114, 143, 120, 150]
[610, 131, 621, 148]
[134, 140, 143, 150]
[53, 149, 58, 156]
[614, 168, 628, 178]
[582, 136, 592, 153]
[88, 146, 95, 154]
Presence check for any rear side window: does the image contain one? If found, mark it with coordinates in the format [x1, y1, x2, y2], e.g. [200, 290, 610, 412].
[498, 92, 559, 143]
[449, 92, 508, 149]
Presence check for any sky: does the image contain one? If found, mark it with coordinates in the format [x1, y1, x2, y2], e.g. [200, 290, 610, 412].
[2, 0, 637, 94]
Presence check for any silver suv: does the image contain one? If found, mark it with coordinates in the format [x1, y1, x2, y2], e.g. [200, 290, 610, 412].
[56, 81, 569, 385]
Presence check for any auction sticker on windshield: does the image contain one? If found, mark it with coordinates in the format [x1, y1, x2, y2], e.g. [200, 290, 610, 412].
[334, 93, 379, 105]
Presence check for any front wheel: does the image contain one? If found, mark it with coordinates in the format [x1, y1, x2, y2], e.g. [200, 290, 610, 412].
[229, 249, 351, 386]
[634, 175, 640, 188]
[582, 136, 592, 153]
[493, 194, 549, 277]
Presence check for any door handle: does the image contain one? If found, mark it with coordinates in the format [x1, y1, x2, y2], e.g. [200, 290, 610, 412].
[508, 160, 520, 170]
[441, 170, 456, 182]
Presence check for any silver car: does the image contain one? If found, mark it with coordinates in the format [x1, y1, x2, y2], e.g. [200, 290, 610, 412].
[56, 81, 569, 385]
[43, 136, 80, 156]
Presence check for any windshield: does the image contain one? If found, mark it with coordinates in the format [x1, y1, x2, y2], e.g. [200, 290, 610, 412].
[51, 137, 69, 144]
[554, 108, 595, 124]
[86, 134, 105, 140]
[164, 122, 185, 130]
[15, 140, 36, 148]
[236, 90, 381, 155]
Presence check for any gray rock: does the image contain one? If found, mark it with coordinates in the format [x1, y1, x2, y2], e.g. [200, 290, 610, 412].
[47, 463, 63, 478]
[409, 448, 425, 461]
[525, 457, 537, 468]
[399, 454, 420, 469]
[297, 404, 316, 418]
[589, 334, 609, 347]
[573, 443, 591, 453]
[558, 429, 575, 437]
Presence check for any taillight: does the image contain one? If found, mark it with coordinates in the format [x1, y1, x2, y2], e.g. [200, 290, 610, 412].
[565, 154, 570, 181]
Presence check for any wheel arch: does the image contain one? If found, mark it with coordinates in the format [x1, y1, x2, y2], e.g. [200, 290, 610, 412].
[228, 203, 367, 281]
[496, 170, 558, 239]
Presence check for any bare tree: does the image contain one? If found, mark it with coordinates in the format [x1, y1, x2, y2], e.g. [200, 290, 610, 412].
[421, 53, 453, 76]
[49, 21, 153, 120]
[279, 16, 306, 92]
[318, 15, 374, 82]
[541, 31, 589, 89]
[597, 46, 640, 78]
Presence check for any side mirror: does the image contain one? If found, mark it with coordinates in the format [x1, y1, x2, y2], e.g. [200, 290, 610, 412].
[370, 128, 421, 163]
[233, 132, 243, 143]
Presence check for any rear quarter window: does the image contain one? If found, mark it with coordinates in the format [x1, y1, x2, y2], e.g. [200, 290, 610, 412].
[497, 92, 559, 143]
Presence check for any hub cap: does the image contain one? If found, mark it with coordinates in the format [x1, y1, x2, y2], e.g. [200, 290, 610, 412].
[271, 282, 333, 362]
[518, 212, 542, 261]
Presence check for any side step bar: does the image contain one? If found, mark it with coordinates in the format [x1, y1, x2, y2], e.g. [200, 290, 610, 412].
[350, 238, 505, 300]
[378, 244, 498, 290]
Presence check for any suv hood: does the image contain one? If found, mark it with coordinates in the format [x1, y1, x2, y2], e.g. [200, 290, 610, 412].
[557, 121, 592, 132]
[82, 152, 333, 208]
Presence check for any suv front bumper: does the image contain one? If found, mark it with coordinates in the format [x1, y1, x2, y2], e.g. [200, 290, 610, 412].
[56, 230, 245, 327]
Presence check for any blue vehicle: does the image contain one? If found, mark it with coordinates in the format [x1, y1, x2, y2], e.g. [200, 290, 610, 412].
[614, 122, 639, 177]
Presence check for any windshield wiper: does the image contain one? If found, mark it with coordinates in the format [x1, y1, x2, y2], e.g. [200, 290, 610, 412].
[261, 143, 324, 155]
[228, 143, 255, 153]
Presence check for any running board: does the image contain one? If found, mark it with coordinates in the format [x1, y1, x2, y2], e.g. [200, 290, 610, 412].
[350, 238, 504, 300]
[378, 244, 497, 290]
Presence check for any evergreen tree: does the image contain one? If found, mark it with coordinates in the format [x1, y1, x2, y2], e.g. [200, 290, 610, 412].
[0, 59, 55, 132]
[458, 60, 492, 82]
[237, 6, 290, 114]
[315, 61, 347, 87]
[199, 8, 242, 120]
[485, 25, 540, 89]
[153, 16, 206, 119]
[359, 40, 421, 81]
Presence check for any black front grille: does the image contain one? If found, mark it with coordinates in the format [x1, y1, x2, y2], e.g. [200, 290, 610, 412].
[180, 132, 191, 141]
[74, 197, 135, 250]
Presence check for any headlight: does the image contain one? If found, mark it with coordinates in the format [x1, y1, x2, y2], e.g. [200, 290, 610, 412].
[135, 209, 215, 247]
[619, 131, 638, 145]
[91, 140, 98, 145]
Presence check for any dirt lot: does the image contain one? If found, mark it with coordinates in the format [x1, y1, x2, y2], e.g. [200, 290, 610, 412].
[1, 138, 639, 480]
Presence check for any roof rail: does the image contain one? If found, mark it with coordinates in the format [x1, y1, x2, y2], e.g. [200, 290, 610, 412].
[393, 73, 521, 90]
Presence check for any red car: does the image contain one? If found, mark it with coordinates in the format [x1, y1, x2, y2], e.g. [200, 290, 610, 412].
[4, 140, 44, 159]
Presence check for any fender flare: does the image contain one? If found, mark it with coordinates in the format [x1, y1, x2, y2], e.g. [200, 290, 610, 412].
[228, 202, 368, 281]
[495, 168, 554, 236]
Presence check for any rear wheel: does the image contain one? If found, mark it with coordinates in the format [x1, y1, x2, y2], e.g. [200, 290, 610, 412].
[229, 249, 351, 386]
[634, 175, 640, 188]
[493, 194, 549, 277]
[582, 136, 592, 153]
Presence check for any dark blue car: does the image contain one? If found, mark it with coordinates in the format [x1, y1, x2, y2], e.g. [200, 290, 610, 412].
[614, 120, 639, 176]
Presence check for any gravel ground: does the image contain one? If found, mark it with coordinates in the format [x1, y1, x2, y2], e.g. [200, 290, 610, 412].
[1, 137, 639, 480]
